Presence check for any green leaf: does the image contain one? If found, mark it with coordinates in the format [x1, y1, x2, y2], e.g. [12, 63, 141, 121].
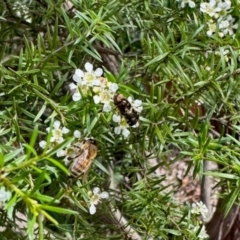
[45, 157, 69, 175]
[4, 148, 23, 163]
[203, 172, 238, 180]
[93, 160, 109, 175]
[223, 183, 240, 216]
[40, 205, 78, 215]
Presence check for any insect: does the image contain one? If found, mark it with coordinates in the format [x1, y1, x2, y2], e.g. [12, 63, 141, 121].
[69, 139, 98, 178]
[113, 94, 139, 126]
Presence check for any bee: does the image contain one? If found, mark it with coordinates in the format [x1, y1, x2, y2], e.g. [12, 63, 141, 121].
[69, 139, 98, 178]
[113, 94, 139, 126]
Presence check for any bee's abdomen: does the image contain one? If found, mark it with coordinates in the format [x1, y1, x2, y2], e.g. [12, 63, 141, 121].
[70, 158, 91, 177]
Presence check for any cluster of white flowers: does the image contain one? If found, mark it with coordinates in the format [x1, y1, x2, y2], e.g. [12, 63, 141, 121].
[88, 187, 109, 215]
[189, 202, 209, 238]
[70, 62, 143, 138]
[0, 186, 11, 209]
[200, 0, 238, 37]
[39, 120, 70, 157]
[176, 0, 238, 37]
[70, 62, 118, 113]
[191, 201, 209, 219]
[192, 225, 209, 239]
[39, 121, 86, 165]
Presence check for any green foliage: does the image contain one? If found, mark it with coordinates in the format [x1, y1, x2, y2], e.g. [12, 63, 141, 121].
[0, 0, 240, 239]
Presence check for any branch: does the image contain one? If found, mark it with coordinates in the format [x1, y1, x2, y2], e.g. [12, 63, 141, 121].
[108, 166, 142, 240]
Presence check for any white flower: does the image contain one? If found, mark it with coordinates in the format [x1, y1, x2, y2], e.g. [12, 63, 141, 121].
[46, 120, 69, 144]
[113, 114, 130, 138]
[193, 225, 209, 239]
[217, 0, 231, 11]
[93, 85, 118, 112]
[200, 2, 221, 17]
[97, 90, 113, 104]
[70, 62, 103, 101]
[207, 20, 217, 36]
[0, 187, 11, 208]
[127, 97, 143, 113]
[219, 15, 238, 36]
[216, 0, 231, 19]
[89, 187, 109, 215]
[177, 0, 196, 8]
[73, 62, 103, 87]
[191, 201, 208, 219]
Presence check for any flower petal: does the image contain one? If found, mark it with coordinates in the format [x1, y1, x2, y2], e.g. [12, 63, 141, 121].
[89, 204, 96, 215]
[75, 69, 84, 78]
[94, 68, 103, 77]
[93, 187, 100, 194]
[189, 1, 195, 8]
[74, 130, 81, 138]
[0, 187, 11, 202]
[113, 114, 121, 123]
[39, 140, 47, 149]
[69, 83, 77, 90]
[133, 99, 142, 107]
[92, 79, 101, 86]
[57, 137, 64, 144]
[131, 122, 139, 128]
[100, 191, 109, 199]
[103, 103, 111, 112]
[62, 127, 69, 134]
[73, 74, 82, 84]
[56, 149, 66, 157]
[72, 92, 81, 101]
[136, 106, 143, 113]
[85, 62, 93, 72]
[109, 83, 118, 92]
[53, 120, 61, 129]
[114, 126, 121, 135]
[127, 96, 133, 103]
[93, 95, 101, 104]
[122, 128, 130, 138]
